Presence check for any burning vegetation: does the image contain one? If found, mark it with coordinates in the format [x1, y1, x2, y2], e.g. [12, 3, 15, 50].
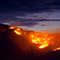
[9, 26, 60, 52]
[1, 24, 60, 60]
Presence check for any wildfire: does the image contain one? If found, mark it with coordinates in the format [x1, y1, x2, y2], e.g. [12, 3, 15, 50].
[54, 47, 60, 51]
[30, 33, 54, 49]
[9, 26, 15, 29]
[9, 26, 60, 51]
[14, 30, 21, 35]
[39, 43, 48, 49]
[9, 26, 22, 35]
[17, 28, 21, 31]
[31, 35, 34, 38]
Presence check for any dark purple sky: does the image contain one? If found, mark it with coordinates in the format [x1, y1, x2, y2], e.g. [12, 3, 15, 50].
[0, 0, 60, 27]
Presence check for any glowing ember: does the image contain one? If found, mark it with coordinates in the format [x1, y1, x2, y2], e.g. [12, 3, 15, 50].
[9, 26, 22, 35]
[17, 28, 20, 31]
[54, 47, 60, 51]
[39, 43, 48, 49]
[9, 26, 15, 29]
[14, 30, 21, 35]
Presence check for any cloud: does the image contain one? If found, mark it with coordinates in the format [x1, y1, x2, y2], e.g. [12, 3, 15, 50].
[0, 11, 60, 27]
[0, 0, 60, 13]
[2, 20, 40, 27]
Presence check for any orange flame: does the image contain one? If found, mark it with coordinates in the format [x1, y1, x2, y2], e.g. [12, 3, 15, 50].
[17, 28, 21, 31]
[9, 26, 60, 51]
[14, 30, 21, 35]
[54, 47, 60, 51]
[30, 33, 53, 49]
[9, 26, 15, 29]
[9, 26, 22, 35]
[39, 43, 48, 49]
[31, 35, 34, 38]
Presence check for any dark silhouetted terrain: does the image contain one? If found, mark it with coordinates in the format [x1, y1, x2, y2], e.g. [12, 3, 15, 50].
[0, 24, 60, 60]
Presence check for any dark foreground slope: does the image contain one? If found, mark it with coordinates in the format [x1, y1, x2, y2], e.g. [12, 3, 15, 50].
[0, 24, 60, 60]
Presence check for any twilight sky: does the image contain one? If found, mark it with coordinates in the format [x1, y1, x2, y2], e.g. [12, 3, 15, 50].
[0, 0, 60, 32]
